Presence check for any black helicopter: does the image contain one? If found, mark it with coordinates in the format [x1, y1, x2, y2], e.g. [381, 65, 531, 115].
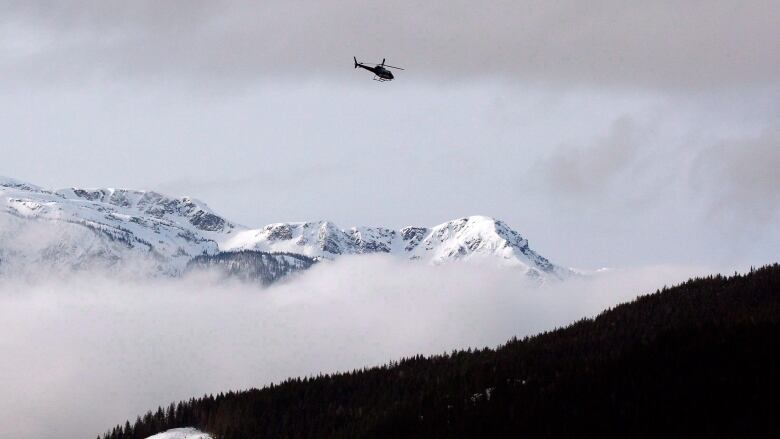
[354, 57, 404, 81]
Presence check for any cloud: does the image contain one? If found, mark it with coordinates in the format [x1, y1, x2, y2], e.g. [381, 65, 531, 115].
[540, 116, 645, 198]
[0, 257, 714, 438]
[692, 127, 780, 224]
[536, 110, 780, 229]
[1, 0, 778, 89]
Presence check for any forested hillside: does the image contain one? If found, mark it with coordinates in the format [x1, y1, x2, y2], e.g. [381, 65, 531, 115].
[186, 250, 315, 285]
[102, 264, 780, 438]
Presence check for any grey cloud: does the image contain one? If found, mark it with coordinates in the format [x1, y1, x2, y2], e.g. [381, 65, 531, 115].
[537, 111, 780, 248]
[692, 127, 780, 224]
[2, 0, 778, 89]
[539, 116, 647, 198]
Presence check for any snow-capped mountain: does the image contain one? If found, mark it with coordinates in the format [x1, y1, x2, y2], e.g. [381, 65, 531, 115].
[0, 176, 572, 281]
[0, 176, 234, 276]
[222, 217, 569, 279]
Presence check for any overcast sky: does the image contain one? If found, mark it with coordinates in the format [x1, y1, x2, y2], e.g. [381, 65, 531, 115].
[1, 0, 778, 269]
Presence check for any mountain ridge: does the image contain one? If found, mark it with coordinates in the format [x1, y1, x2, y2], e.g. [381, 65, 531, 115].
[0, 176, 571, 281]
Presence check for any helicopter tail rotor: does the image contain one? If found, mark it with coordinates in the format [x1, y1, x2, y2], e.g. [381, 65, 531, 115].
[354, 57, 358, 69]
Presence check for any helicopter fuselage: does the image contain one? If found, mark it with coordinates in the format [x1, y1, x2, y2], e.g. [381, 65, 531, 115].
[356, 63, 394, 80]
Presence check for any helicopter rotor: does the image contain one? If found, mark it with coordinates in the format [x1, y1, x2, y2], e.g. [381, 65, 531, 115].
[357, 60, 405, 70]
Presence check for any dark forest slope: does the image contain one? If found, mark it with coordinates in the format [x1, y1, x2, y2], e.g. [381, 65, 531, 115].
[102, 264, 780, 439]
[186, 250, 316, 285]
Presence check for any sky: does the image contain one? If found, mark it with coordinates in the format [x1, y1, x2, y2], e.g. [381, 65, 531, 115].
[1, 0, 778, 269]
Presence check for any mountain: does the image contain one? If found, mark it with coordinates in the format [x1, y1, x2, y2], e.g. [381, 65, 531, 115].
[221, 216, 569, 279]
[0, 176, 232, 276]
[102, 264, 780, 439]
[0, 176, 571, 281]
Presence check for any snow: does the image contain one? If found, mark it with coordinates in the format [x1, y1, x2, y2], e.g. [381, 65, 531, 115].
[0, 176, 572, 280]
[145, 427, 212, 439]
[0, 176, 46, 192]
[222, 215, 572, 280]
[0, 177, 234, 276]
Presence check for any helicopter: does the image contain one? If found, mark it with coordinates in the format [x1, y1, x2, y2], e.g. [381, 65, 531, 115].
[354, 57, 404, 81]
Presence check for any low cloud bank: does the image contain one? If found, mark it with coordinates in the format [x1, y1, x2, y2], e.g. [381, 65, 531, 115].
[0, 257, 714, 438]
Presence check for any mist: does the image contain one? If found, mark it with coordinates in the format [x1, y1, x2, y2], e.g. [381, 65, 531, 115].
[0, 258, 714, 438]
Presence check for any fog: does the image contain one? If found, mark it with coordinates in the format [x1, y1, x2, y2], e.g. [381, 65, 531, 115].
[0, 258, 714, 438]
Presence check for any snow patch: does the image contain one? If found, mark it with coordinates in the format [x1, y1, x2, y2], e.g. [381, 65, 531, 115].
[145, 427, 212, 439]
